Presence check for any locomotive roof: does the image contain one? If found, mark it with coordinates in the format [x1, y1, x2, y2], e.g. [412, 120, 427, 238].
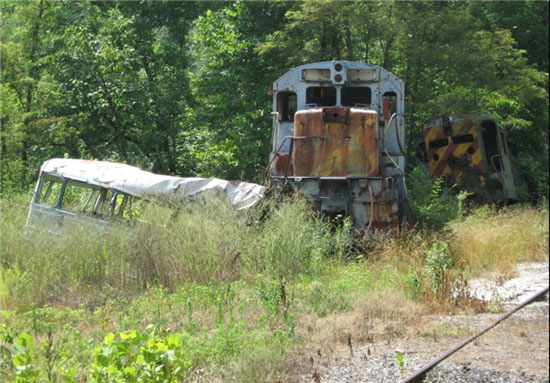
[272, 60, 404, 91]
[424, 115, 504, 131]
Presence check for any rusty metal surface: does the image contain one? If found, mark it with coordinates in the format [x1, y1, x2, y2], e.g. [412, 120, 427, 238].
[273, 153, 292, 175]
[292, 107, 379, 178]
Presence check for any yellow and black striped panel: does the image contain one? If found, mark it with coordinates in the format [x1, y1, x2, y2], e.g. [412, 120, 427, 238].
[424, 120, 485, 186]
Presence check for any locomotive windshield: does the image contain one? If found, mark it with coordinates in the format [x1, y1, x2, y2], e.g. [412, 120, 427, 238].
[305, 86, 372, 107]
[306, 86, 336, 106]
[342, 87, 371, 106]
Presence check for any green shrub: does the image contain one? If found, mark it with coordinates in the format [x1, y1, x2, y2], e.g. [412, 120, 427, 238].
[90, 327, 192, 383]
[425, 242, 453, 291]
[248, 197, 349, 279]
[407, 167, 468, 229]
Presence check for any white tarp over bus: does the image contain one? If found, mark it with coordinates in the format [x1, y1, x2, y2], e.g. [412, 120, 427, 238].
[39, 158, 265, 210]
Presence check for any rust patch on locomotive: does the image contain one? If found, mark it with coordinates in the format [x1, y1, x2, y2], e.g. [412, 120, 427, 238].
[292, 108, 378, 178]
[273, 153, 293, 176]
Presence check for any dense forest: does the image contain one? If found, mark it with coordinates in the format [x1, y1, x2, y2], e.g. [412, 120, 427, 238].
[1, 0, 548, 201]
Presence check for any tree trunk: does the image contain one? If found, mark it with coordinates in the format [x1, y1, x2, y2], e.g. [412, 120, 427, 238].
[345, 26, 353, 60]
[21, 0, 45, 167]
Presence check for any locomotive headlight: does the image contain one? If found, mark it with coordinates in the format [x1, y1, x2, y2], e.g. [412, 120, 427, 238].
[333, 62, 346, 84]
[359, 179, 368, 188]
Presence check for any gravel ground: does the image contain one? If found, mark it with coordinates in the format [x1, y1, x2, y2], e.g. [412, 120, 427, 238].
[298, 262, 549, 383]
[424, 364, 549, 383]
[468, 262, 549, 307]
[301, 336, 549, 383]
[302, 358, 549, 383]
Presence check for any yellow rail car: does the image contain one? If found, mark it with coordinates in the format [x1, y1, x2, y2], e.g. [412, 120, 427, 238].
[422, 115, 521, 201]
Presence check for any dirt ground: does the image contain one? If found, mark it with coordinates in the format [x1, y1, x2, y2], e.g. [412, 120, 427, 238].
[294, 262, 549, 382]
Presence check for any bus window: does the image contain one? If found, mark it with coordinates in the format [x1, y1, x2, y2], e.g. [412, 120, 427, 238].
[112, 193, 137, 219]
[93, 189, 115, 218]
[38, 175, 63, 206]
[61, 180, 103, 214]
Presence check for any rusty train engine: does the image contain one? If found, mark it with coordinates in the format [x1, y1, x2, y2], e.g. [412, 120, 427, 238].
[268, 61, 409, 234]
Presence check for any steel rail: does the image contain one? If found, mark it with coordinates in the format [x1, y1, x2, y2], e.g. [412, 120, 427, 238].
[401, 286, 549, 383]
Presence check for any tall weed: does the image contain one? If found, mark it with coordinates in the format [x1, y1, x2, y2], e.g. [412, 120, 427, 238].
[249, 197, 350, 279]
[129, 198, 252, 287]
[0, 194, 350, 308]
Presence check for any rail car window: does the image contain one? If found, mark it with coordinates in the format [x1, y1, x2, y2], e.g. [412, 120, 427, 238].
[342, 87, 372, 106]
[277, 91, 297, 122]
[452, 134, 474, 144]
[481, 120, 501, 171]
[38, 175, 63, 206]
[306, 87, 336, 106]
[500, 131, 508, 155]
[429, 138, 449, 149]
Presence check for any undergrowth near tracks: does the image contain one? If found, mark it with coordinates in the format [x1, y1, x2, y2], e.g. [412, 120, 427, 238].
[0, 193, 548, 382]
[449, 204, 549, 278]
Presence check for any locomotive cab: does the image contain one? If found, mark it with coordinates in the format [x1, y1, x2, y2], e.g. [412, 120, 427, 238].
[268, 61, 408, 233]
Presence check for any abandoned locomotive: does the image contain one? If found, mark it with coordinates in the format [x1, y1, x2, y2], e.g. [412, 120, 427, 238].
[268, 61, 408, 233]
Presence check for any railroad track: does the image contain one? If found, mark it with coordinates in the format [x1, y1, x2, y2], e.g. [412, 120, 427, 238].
[401, 286, 550, 383]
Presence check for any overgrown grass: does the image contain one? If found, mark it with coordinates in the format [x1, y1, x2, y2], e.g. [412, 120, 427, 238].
[449, 204, 549, 277]
[0, 193, 548, 382]
[407, 167, 469, 229]
[0, 195, 352, 310]
[0, 283, 295, 383]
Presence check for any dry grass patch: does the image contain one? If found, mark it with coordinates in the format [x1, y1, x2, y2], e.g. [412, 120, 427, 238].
[353, 289, 428, 341]
[449, 206, 549, 277]
[296, 289, 427, 355]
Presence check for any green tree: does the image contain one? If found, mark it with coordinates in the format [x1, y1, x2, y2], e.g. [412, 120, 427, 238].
[1, 0, 61, 192]
[189, 1, 291, 181]
[49, 1, 199, 174]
